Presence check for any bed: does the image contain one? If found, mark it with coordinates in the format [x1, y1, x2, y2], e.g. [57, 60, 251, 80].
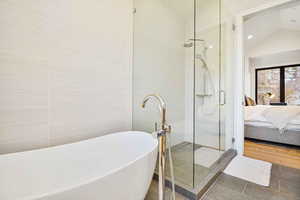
[244, 105, 300, 146]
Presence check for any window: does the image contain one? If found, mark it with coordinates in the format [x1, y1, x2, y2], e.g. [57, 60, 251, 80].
[255, 65, 300, 105]
[285, 66, 300, 104]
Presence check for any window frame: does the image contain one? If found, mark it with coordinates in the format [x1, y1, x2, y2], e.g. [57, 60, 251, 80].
[255, 64, 300, 104]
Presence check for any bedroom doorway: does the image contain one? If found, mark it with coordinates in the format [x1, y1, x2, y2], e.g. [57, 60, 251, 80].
[236, 0, 300, 169]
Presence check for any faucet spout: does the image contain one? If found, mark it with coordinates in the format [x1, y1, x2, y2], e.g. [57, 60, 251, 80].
[141, 94, 166, 127]
[141, 94, 169, 200]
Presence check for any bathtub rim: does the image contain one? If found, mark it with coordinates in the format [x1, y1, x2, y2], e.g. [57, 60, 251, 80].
[1, 131, 158, 200]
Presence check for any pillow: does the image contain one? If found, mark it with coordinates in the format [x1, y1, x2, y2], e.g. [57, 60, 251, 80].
[245, 96, 256, 106]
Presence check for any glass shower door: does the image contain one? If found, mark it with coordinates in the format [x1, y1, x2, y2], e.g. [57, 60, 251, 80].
[132, 0, 195, 188]
[193, 0, 227, 187]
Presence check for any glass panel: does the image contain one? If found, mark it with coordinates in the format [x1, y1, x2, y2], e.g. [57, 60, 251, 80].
[133, 0, 231, 190]
[132, 0, 195, 188]
[285, 66, 300, 105]
[257, 69, 281, 104]
[193, 0, 225, 187]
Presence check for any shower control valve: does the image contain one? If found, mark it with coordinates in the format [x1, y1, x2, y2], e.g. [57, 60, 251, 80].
[166, 125, 171, 133]
[157, 129, 166, 137]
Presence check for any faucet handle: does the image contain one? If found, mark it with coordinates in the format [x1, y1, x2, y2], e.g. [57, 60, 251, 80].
[155, 122, 171, 133]
[162, 124, 171, 133]
[168, 125, 171, 133]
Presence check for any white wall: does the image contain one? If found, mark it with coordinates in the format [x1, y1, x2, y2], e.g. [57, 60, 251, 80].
[251, 49, 300, 67]
[0, 0, 133, 154]
[245, 29, 300, 97]
[132, 0, 187, 146]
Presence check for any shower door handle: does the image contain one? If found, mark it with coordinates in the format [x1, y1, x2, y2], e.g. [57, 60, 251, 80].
[220, 90, 226, 105]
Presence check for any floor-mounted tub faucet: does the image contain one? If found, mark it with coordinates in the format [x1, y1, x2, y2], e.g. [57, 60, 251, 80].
[142, 94, 172, 200]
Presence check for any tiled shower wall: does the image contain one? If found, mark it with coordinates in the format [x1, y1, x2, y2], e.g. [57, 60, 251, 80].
[0, 0, 133, 154]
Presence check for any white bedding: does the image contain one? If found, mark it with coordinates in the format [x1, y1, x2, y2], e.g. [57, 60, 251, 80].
[245, 105, 300, 132]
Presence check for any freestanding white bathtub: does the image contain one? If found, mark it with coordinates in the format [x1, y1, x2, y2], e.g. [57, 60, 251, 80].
[0, 131, 158, 200]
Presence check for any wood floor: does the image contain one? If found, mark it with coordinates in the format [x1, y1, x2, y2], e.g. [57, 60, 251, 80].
[244, 139, 300, 169]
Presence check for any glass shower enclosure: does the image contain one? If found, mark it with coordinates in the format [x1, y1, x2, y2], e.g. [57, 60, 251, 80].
[132, 0, 234, 191]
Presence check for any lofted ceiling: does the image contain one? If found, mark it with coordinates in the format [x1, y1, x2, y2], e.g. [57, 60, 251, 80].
[280, 3, 300, 31]
[244, 1, 300, 51]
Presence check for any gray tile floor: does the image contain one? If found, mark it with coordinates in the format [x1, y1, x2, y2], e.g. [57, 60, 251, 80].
[158, 142, 215, 188]
[145, 180, 189, 200]
[201, 164, 300, 200]
[146, 164, 300, 200]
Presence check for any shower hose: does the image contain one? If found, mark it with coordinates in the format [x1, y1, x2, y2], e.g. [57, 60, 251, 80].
[152, 131, 176, 200]
[167, 131, 176, 200]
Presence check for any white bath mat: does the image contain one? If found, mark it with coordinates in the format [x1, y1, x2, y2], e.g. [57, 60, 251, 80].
[194, 147, 223, 168]
[224, 155, 272, 186]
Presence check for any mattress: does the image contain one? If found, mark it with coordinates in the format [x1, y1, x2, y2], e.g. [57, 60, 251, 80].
[245, 121, 300, 131]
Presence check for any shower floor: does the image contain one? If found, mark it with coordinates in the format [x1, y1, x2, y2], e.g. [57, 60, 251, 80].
[155, 142, 224, 188]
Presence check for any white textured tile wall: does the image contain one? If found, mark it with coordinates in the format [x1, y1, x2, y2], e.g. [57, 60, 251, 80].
[0, 0, 133, 154]
[132, 0, 186, 147]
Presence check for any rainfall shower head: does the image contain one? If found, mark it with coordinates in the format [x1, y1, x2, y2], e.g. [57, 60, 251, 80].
[189, 39, 205, 42]
[183, 42, 193, 48]
[183, 38, 205, 48]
